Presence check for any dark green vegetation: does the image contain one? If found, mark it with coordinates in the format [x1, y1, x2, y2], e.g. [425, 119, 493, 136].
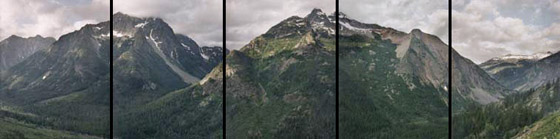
[339, 33, 448, 138]
[112, 13, 223, 138]
[226, 9, 336, 138]
[0, 22, 110, 138]
[453, 80, 560, 138]
[116, 67, 223, 138]
[0, 118, 101, 139]
[515, 113, 560, 138]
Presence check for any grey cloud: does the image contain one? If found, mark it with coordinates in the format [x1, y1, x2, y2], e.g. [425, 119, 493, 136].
[340, 0, 449, 44]
[0, 0, 109, 40]
[226, 0, 335, 50]
[115, 0, 223, 47]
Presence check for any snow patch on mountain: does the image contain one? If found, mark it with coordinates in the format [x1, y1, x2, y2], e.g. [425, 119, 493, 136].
[113, 31, 129, 38]
[310, 20, 335, 35]
[135, 21, 149, 28]
[201, 53, 210, 60]
[491, 52, 553, 61]
[100, 33, 109, 38]
[148, 29, 199, 84]
[340, 21, 369, 32]
[181, 43, 191, 50]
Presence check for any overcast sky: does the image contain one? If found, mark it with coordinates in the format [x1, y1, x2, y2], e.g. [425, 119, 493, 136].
[0, 0, 109, 41]
[115, 0, 223, 47]
[226, 0, 335, 50]
[453, 0, 560, 64]
[341, 0, 449, 45]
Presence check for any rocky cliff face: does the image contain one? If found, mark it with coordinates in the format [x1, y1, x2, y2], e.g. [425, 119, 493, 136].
[112, 13, 223, 106]
[452, 48, 513, 111]
[112, 13, 224, 138]
[340, 13, 448, 90]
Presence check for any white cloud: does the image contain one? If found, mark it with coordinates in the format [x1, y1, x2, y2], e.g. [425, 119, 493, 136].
[452, 0, 560, 63]
[73, 20, 98, 30]
[115, 0, 223, 47]
[341, 0, 449, 44]
[549, 0, 560, 14]
[226, 0, 335, 50]
[464, 0, 499, 17]
[0, 0, 109, 40]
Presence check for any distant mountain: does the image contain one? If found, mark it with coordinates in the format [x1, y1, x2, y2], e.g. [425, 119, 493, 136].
[339, 12, 448, 138]
[481, 52, 560, 91]
[0, 35, 55, 70]
[452, 48, 513, 112]
[0, 21, 110, 137]
[480, 51, 555, 90]
[226, 8, 335, 138]
[112, 13, 223, 138]
[201, 46, 228, 70]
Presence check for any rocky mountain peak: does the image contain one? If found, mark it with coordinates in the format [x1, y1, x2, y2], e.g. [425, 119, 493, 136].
[410, 28, 423, 37]
[6, 35, 23, 40]
[490, 51, 554, 62]
[339, 12, 347, 18]
[3, 35, 55, 43]
[306, 8, 327, 20]
[0, 34, 56, 70]
[540, 51, 560, 63]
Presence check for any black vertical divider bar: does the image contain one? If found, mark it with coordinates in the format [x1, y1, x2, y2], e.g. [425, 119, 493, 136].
[222, 0, 227, 138]
[448, 0, 453, 137]
[109, 0, 114, 137]
[335, 0, 340, 138]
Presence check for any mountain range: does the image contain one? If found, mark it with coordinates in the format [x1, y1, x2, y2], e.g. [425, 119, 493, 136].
[0, 21, 111, 137]
[480, 51, 559, 91]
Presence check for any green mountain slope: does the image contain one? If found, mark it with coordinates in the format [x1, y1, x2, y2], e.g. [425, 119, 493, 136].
[453, 80, 559, 138]
[338, 20, 448, 138]
[116, 65, 223, 138]
[226, 9, 336, 138]
[514, 112, 560, 139]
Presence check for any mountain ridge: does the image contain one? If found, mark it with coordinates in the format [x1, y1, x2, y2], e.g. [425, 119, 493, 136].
[480, 51, 560, 91]
[0, 35, 56, 70]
